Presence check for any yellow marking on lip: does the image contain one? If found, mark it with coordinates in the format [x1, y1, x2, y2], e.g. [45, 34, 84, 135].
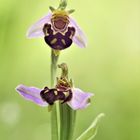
[44, 90, 49, 94]
[70, 31, 75, 39]
[50, 38, 57, 45]
[54, 91, 58, 95]
[61, 39, 66, 45]
[64, 91, 69, 97]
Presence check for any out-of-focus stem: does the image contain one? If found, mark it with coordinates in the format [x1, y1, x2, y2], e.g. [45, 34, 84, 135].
[60, 104, 76, 140]
[51, 49, 59, 140]
[58, 64, 76, 140]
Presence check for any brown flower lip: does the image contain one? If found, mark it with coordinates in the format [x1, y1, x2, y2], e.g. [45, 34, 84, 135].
[40, 86, 72, 105]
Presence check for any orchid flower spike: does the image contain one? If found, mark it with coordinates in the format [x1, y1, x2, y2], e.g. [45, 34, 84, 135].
[27, 1, 87, 50]
[16, 63, 93, 110]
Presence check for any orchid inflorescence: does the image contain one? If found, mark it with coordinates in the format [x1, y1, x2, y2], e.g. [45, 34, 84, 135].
[16, 0, 93, 109]
[15, 1, 104, 140]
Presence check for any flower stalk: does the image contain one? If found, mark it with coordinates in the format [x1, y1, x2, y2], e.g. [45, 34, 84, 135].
[58, 63, 76, 140]
[51, 50, 59, 86]
[51, 49, 60, 140]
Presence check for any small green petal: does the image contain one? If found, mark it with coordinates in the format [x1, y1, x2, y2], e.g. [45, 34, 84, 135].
[49, 6, 56, 12]
[67, 9, 75, 14]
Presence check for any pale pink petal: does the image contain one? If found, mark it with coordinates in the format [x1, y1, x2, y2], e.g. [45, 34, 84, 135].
[69, 17, 87, 48]
[27, 13, 52, 38]
[67, 88, 93, 110]
[16, 84, 48, 107]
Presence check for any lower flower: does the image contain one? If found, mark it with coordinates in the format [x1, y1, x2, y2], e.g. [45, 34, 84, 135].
[16, 63, 93, 110]
[16, 84, 93, 110]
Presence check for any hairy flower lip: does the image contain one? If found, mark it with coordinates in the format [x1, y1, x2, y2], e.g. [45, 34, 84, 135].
[16, 84, 93, 110]
[27, 10, 87, 49]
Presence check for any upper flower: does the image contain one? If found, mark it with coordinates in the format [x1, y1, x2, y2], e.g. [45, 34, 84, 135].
[16, 63, 93, 110]
[27, 3, 87, 50]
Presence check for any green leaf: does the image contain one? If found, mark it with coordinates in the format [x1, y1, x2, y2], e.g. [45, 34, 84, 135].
[60, 104, 76, 140]
[76, 113, 105, 140]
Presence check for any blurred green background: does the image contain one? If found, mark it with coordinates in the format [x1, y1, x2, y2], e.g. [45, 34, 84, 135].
[0, 0, 140, 140]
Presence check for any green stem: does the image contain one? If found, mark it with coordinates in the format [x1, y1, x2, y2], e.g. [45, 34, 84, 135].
[58, 63, 76, 140]
[50, 50, 76, 140]
[60, 104, 76, 140]
[51, 50, 59, 86]
[51, 49, 59, 140]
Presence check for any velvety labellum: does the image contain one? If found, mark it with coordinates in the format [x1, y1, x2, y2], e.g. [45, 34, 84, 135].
[43, 23, 75, 50]
[40, 87, 73, 105]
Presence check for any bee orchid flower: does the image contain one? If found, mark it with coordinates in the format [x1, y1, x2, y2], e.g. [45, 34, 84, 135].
[16, 84, 93, 110]
[27, 6, 87, 50]
[16, 63, 93, 110]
